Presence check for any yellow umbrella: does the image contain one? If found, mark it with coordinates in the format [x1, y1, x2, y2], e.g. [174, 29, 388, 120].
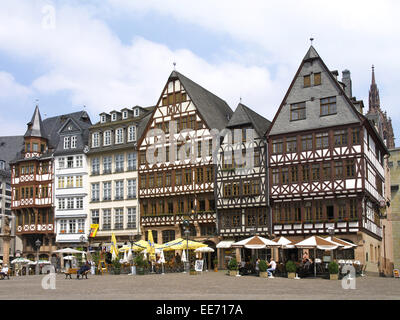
[111, 233, 119, 261]
[148, 230, 156, 261]
[162, 238, 207, 251]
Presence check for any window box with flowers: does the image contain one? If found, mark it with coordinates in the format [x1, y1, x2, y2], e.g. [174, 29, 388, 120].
[78, 230, 84, 233]
[60, 230, 66, 234]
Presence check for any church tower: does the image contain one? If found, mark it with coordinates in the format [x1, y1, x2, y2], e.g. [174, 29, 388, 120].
[367, 66, 395, 149]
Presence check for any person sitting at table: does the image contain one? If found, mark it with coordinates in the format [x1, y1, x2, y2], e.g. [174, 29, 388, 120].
[0, 264, 9, 278]
[77, 261, 90, 278]
[267, 258, 276, 278]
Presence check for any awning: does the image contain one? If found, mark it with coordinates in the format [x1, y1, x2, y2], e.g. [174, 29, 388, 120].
[216, 241, 235, 249]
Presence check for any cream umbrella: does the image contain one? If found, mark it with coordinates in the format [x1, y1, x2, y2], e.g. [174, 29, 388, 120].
[232, 235, 281, 249]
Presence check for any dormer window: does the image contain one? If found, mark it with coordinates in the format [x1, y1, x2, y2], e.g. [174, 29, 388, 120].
[111, 113, 117, 121]
[0, 160, 5, 170]
[134, 108, 139, 117]
[122, 111, 128, 119]
[104, 130, 112, 146]
[71, 136, 77, 148]
[115, 128, 124, 144]
[64, 137, 71, 149]
[101, 115, 106, 123]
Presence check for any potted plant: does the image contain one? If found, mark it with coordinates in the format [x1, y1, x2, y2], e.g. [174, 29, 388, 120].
[213, 258, 218, 272]
[190, 264, 197, 275]
[228, 258, 238, 276]
[259, 260, 268, 278]
[134, 253, 147, 275]
[111, 259, 121, 275]
[286, 261, 297, 279]
[328, 261, 339, 280]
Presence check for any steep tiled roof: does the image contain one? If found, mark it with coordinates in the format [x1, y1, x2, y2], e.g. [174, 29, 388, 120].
[227, 103, 271, 137]
[171, 71, 233, 131]
[0, 136, 24, 170]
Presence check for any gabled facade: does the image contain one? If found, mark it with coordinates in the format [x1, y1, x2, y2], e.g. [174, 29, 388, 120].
[138, 71, 232, 249]
[216, 103, 271, 238]
[10, 107, 91, 260]
[267, 46, 389, 273]
[87, 106, 153, 247]
[53, 112, 92, 247]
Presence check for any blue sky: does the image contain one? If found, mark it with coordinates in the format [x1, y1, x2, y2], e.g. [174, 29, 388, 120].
[0, 0, 399, 144]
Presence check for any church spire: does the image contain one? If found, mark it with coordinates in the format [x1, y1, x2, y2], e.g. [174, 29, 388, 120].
[369, 65, 380, 112]
[24, 105, 45, 138]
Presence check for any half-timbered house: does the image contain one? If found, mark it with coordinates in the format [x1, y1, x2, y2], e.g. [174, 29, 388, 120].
[10, 106, 91, 260]
[138, 71, 232, 252]
[267, 46, 389, 273]
[215, 103, 271, 265]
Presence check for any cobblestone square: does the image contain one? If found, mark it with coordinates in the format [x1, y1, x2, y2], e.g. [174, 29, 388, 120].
[1, 272, 399, 300]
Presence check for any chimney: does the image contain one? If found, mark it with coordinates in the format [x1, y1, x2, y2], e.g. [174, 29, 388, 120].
[330, 70, 339, 80]
[342, 69, 352, 98]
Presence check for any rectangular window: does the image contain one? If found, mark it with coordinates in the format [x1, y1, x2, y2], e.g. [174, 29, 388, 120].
[338, 202, 346, 219]
[175, 171, 182, 185]
[290, 102, 306, 121]
[127, 179, 136, 199]
[91, 210, 99, 224]
[334, 130, 348, 146]
[157, 173, 163, 187]
[115, 154, 124, 172]
[323, 163, 332, 180]
[114, 208, 124, 230]
[301, 135, 313, 151]
[64, 137, 70, 149]
[69, 219, 76, 234]
[281, 167, 289, 184]
[91, 183, 100, 201]
[60, 219, 67, 233]
[272, 169, 279, 185]
[335, 161, 343, 178]
[66, 197, 74, 210]
[314, 72, 321, 86]
[58, 157, 65, 169]
[286, 137, 297, 153]
[66, 176, 74, 188]
[272, 139, 283, 154]
[92, 133, 99, 148]
[305, 206, 312, 221]
[166, 172, 171, 186]
[128, 126, 136, 142]
[196, 168, 203, 183]
[103, 156, 112, 174]
[127, 153, 137, 171]
[185, 169, 192, 185]
[103, 181, 112, 201]
[352, 127, 360, 145]
[71, 136, 77, 148]
[76, 197, 83, 209]
[315, 203, 323, 220]
[304, 75, 311, 87]
[91, 158, 100, 175]
[76, 176, 83, 188]
[302, 165, 310, 182]
[291, 166, 298, 183]
[115, 180, 124, 200]
[67, 156, 74, 168]
[104, 131, 111, 146]
[320, 96, 337, 116]
[58, 177, 65, 189]
[349, 199, 357, 219]
[346, 160, 356, 177]
[140, 151, 146, 165]
[115, 128, 124, 144]
[75, 155, 83, 167]
[58, 198, 65, 210]
[127, 207, 136, 229]
[316, 132, 329, 149]
[312, 164, 320, 181]
[102, 209, 111, 230]
[148, 174, 154, 188]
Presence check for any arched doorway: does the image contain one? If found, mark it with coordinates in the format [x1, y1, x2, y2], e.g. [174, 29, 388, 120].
[202, 240, 216, 270]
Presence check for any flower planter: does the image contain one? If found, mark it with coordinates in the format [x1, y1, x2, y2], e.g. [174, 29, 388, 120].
[229, 270, 239, 276]
[113, 269, 121, 275]
[259, 272, 268, 278]
[214, 268, 218, 272]
[137, 267, 145, 275]
[190, 270, 197, 275]
[330, 274, 339, 280]
[288, 272, 296, 279]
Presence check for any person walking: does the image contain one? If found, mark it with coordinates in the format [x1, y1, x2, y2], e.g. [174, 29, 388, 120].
[267, 258, 276, 278]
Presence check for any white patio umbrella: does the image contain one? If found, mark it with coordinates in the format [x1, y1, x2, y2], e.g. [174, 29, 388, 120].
[0, 259, 3, 263]
[11, 257, 32, 264]
[28, 260, 51, 265]
[127, 248, 133, 261]
[63, 255, 76, 260]
[182, 249, 187, 262]
[232, 235, 281, 249]
[295, 236, 339, 278]
[324, 236, 357, 250]
[195, 247, 215, 253]
[53, 248, 85, 254]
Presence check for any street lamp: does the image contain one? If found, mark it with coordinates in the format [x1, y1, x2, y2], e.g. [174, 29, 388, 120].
[35, 239, 41, 275]
[183, 219, 190, 273]
[328, 226, 335, 262]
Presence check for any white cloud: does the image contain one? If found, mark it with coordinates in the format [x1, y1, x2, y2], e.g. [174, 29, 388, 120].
[0, 0, 398, 140]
